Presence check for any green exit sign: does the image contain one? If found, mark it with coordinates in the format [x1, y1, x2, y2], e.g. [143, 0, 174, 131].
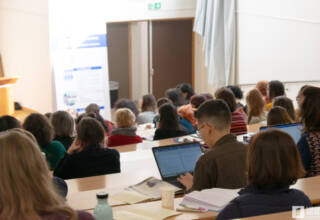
[148, 2, 162, 10]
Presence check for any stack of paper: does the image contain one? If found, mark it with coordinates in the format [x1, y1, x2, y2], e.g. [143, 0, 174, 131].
[110, 190, 152, 204]
[127, 177, 181, 199]
[114, 206, 181, 220]
[180, 188, 239, 211]
[110, 177, 181, 205]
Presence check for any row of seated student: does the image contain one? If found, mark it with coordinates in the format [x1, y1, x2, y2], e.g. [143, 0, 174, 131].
[0, 82, 319, 219]
[176, 98, 312, 219]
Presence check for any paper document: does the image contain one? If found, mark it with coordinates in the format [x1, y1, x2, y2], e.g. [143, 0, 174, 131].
[128, 177, 181, 199]
[110, 190, 152, 204]
[180, 188, 239, 211]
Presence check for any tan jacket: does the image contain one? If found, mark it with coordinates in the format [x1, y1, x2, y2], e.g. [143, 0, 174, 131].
[191, 134, 248, 191]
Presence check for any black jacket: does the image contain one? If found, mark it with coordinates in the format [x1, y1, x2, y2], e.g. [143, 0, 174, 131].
[54, 145, 120, 179]
[54, 136, 74, 150]
[217, 185, 311, 219]
[153, 128, 188, 140]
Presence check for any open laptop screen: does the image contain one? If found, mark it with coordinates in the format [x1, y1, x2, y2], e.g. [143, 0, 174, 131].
[260, 123, 302, 144]
[153, 142, 203, 179]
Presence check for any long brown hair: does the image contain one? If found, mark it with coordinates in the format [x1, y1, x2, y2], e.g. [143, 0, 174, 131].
[0, 129, 76, 220]
[23, 113, 54, 147]
[300, 86, 320, 133]
[215, 88, 237, 112]
[246, 89, 265, 123]
[247, 129, 305, 190]
[141, 94, 157, 112]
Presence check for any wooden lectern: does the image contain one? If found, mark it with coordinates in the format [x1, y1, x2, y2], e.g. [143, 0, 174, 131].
[0, 77, 18, 116]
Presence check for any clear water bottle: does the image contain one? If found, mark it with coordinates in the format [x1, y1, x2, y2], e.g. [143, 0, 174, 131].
[93, 192, 113, 220]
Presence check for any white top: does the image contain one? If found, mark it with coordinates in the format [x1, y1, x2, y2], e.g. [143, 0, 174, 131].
[137, 111, 157, 125]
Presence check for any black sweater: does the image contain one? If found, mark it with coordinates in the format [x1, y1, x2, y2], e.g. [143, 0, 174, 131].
[54, 145, 120, 179]
[54, 136, 74, 150]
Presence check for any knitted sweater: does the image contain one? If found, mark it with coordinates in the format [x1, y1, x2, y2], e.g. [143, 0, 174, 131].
[108, 127, 142, 147]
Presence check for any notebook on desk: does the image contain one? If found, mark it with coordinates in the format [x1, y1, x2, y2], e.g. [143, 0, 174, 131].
[152, 142, 203, 189]
[259, 123, 302, 144]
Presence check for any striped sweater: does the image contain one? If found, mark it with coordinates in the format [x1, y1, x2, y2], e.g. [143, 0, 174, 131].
[231, 112, 248, 135]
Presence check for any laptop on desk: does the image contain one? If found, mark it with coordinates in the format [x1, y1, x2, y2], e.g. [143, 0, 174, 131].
[259, 123, 302, 144]
[152, 142, 203, 189]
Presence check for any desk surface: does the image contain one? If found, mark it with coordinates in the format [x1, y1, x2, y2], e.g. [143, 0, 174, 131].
[87, 198, 218, 220]
[12, 106, 38, 122]
[67, 146, 320, 211]
[66, 123, 273, 212]
[236, 207, 320, 220]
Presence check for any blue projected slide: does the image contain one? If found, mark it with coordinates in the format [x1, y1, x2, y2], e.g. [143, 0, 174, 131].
[153, 143, 203, 178]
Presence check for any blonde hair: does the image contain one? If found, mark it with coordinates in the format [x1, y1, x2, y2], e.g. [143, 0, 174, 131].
[0, 129, 76, 220]
[115, 108, 135, 128]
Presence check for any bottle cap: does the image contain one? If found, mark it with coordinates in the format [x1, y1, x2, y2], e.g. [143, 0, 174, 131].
[96, 192, 108, 199]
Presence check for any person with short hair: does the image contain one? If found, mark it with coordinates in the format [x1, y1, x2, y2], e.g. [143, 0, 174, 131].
[227, 85, 244, 109]
[114, 99, 139, 118]
[266, 80, 285, 111]
[165, 88, 185, 107]
[0, 129, 94, 219]
[178, 100, 247, 191]
[153, 103, 188, 140]
[267, 106, 293, 126]
[177, 83, 195, 104]
[217, 129, 311, 219]
[51, 111, 75, 150]
[85, 103, 114, 135]
[137, 94, 157, 124]
[178, 94, 207, 127]
[54, 117, 120, 179]
[23, 113, 66, 170]
[107, 108, 142, 147]
[0, 115, 21, 132]
[297, 86, 320, 177]
[215, 88, 248, 135]
[246, 89, 266, 124]
[273, 96, 296, 122]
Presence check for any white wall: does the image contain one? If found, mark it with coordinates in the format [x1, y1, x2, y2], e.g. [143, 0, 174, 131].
[3, 0, 320, 114]
[130, 22, 149, 101]
[0, 0, 52, 113]
[236, 0, 320, 84]
[0, 0, 196, 113]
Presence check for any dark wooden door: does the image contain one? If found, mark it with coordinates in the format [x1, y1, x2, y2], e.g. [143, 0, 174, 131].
[152, 20, 193, 99]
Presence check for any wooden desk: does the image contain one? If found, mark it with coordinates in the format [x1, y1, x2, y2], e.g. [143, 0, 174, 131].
[87, 198, 218, 220]
[247, 122, 264, 133]
[111, 137, 178, 153]
[237, 207, 320, 220]
[67, 149, 161, 210]
[13, 106, 38, 122]
[67, 172, 320, 211]
[292, 175, 320, 205]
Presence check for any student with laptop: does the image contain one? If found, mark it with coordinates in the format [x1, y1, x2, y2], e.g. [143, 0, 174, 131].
[178, 99, 247, 191]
